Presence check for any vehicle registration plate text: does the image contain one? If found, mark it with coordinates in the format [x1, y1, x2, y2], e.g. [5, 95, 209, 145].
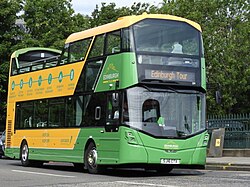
[160, 159, 180, 164]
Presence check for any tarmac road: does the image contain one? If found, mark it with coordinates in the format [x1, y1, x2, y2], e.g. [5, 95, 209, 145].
[0, 158, 250, 187]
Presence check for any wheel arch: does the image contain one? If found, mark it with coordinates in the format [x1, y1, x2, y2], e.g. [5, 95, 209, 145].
[83, 138, 97, 162]
[84, 138, 96, 153]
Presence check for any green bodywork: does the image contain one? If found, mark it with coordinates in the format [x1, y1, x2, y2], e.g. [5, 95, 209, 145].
[6, 126, 209, 166]
[201, 58, 206, 90]
[95, 53, 138, 92]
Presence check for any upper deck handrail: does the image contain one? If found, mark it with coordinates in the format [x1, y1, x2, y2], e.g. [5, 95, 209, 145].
[17, 55, 60, 74]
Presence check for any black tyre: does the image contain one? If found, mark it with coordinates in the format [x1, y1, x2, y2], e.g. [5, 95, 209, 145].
[84, 142, 105, 174]
[20, 142, 30, 167]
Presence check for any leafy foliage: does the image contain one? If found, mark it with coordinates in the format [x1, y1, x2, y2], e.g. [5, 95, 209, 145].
[158, 0, 250, 114]
[21, 0, 90, 49]
[0, 0, 22, 130]
[90, 2, 151, 27]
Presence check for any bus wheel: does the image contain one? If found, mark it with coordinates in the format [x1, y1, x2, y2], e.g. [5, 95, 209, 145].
[85, 142, 105, 174]
[21, 142, 30, 167]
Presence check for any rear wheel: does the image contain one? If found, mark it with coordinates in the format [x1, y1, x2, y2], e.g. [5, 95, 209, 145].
[21, 142, 30, 166]
[20, 142, 43, 167]
[84, 142, 105, 174]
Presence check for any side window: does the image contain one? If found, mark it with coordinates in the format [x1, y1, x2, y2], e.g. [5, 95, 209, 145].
[15, 102, 34, 129]
[106, 30, 121, 54]
[49, 98, 65, 127]
[75, 60, 103, 93]
[66, 96, 83, 127]
[69, 38, 92, 63]
[15, 103, 21, 129]
[83, 93, 106, 126]
[122, 28, 132, 52]
[122, 93, 129, 122]
[85, 60, 103, 91]
[11, 58, 18, 76]
[88, 35, 105, 58]
[107, 92, 120, 122]
[75, 70, 85, 93]
[59, 44, 69, 65]
[21, 102, 34, 128]
[34, 100, 48, 128]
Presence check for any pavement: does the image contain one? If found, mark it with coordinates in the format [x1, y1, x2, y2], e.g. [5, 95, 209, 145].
[206, 157, 250, 171]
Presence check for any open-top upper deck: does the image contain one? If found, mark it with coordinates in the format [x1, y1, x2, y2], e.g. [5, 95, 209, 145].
[10, 47, 61, 75]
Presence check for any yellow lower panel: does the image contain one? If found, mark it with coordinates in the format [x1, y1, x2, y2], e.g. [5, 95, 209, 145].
[12, 128, 80, 149]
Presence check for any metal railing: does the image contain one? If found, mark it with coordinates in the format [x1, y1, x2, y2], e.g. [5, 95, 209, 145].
[17, 55, 60, 74]
[207, 113, 250, 149]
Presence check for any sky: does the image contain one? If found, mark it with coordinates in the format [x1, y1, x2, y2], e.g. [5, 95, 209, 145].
[71, 0, 163, 15]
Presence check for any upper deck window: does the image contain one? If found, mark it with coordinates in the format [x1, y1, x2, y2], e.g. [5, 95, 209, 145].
[59, 44, 69, 65]
[69, 39, 91, 63]
[59, 38, 92, 65]
[122, 28, 132, 52]
[133, 19, 200, 56]
[106, 30, 121, 54]
[89, 34, 105, 58]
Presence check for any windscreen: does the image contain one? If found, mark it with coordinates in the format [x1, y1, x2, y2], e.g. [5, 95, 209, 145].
[123, 87, 206, 138]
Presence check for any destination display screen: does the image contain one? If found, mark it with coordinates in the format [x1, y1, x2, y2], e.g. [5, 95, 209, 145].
[145, 69, 196, 84]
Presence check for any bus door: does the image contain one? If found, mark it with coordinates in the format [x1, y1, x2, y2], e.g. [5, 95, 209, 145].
[90, 92, 120, 163]
[106, 92, 120, 132]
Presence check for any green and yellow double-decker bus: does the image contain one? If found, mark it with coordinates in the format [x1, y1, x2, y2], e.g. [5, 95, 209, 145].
[5, 13, 209, 174]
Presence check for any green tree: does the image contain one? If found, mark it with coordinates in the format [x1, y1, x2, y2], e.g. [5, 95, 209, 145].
[129, 2, 151, 15]
[21, 0, 90, 49]
[0, 0, 22, 62]
[90, 2, 152, 27]
[159, 0, 250, 114]
[0, 0, 22, 131]
[90, 3, 128, 27]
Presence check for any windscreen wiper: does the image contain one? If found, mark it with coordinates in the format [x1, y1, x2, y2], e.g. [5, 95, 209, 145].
[176, 130, 188, 137]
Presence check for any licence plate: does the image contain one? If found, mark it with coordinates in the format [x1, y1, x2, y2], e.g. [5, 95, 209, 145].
[160, 159, 180, 164]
